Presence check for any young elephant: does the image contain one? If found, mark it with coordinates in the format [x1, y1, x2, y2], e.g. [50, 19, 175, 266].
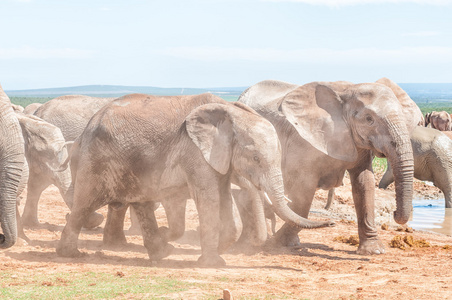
[15, 113, 73, 227]
[56, 93, 334, 266]
[379, 126, 452, 208]
[239, 80, 415, 255]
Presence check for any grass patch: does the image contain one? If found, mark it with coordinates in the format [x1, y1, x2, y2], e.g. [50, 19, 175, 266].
[0, 271, 197, 299]
[417, 102, 452, 115]
[372, 157, 387, 176]
[10, 97, 53, 108]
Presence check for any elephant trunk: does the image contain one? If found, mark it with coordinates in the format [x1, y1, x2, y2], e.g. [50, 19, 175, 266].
[0, 92, 25, 248]
[383, 115, 414, 225]
[264, 168, 334, 229]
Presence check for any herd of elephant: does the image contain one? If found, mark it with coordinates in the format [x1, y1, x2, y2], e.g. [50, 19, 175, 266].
[0, 77, 451, 267]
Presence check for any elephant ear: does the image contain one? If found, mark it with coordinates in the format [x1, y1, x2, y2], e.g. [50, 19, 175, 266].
[280, 83, 358, 162]
[185, 103, 234, 174]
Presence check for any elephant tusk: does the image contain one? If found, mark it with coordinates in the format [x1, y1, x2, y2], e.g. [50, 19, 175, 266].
[284, 195, 292, 203]
[263, 192, 273, 206]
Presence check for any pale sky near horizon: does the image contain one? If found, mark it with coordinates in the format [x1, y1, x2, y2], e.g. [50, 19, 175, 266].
[1, 0, 452, 90]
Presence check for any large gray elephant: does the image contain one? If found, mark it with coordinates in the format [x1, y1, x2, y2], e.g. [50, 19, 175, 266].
[14, 113, 74, 227]
[56, 93, 334, 266]
[238, 80, 415, 255]
[379, 126, 452, 208]
[0, 84, 25, 248]
[425, 111, 452, 131]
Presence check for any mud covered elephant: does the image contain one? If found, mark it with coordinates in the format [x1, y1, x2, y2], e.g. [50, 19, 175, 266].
[379, 126, 452, 208]
[238, 80, 415, 255]
[15, 113, 74, 227]
[425, 111, 452, 131]
[56, 93, 334, 266]
[0, 84, 25, 248]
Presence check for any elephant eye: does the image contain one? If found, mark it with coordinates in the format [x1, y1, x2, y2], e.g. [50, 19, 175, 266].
[253, 155, 260, 163]
[366, 115, 374, 125]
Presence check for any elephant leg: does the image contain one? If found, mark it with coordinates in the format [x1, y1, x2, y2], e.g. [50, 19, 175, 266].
[324, 188, 335, 210]
[57, 182, 106, 257]
[432, 175, 452, 209]
[274, 183, 316, 247]
[349, 153, 385, 255]
[103, 203, 128, 247]
[131, 201, 173, 261]
[57, 206, 96, 257]
[218, 183, 242, 253]
[21, 178, 49, 227]
[194, 186, 226, 267]
[445, 192, 452, 209]
[264, 202, 277, 235]
[378, 161, 394, 189]
[16, 204, 29, 243]
[160, 199, 187, 242]
[234, 187, 266, 248]
[128, 206, 142, 234]
[63, 183, 104, 230]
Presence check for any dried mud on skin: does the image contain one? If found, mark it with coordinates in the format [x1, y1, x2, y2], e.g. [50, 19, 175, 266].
[1, 180, 452, 299]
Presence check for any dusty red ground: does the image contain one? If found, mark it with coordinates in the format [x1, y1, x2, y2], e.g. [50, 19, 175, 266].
[1, 178, 452, 299]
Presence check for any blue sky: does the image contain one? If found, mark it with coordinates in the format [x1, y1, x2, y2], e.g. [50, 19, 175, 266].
[1, 0, 452, 89]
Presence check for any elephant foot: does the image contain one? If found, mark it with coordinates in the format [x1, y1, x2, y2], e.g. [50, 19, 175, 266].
[274, 230, 301, 248]
[197, 253, 226, 267]
[357, 238, 386, 255]
[56, 243, 84, 258]
[147, 243, 174, 261]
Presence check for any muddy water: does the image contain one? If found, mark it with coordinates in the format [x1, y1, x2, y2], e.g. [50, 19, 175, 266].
[409, 198, 452, 236]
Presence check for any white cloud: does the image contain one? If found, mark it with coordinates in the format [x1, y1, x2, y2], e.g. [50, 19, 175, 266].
[402, 31, 441, 37]
[0, 47, 94, 59]
[263, 0, 452, 7]
[157, 46, 452, 65]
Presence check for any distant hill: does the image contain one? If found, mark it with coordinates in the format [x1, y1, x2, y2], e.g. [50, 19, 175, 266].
[5, 85, 247, 100]
[6, 83, 452, 103]
[399, 83, 452, 103]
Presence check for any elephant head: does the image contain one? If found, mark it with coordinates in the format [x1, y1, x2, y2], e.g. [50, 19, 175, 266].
[279, 82, 414, 224]
[186, 102, 334, 229]
[0, 84, 25, 248]
[16, 113, 72, 196]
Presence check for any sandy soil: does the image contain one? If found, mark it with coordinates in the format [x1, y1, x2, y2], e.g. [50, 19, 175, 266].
[2, 176, 452, 299]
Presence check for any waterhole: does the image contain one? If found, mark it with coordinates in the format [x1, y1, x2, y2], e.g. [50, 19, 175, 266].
[409, 198, 452, 236]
